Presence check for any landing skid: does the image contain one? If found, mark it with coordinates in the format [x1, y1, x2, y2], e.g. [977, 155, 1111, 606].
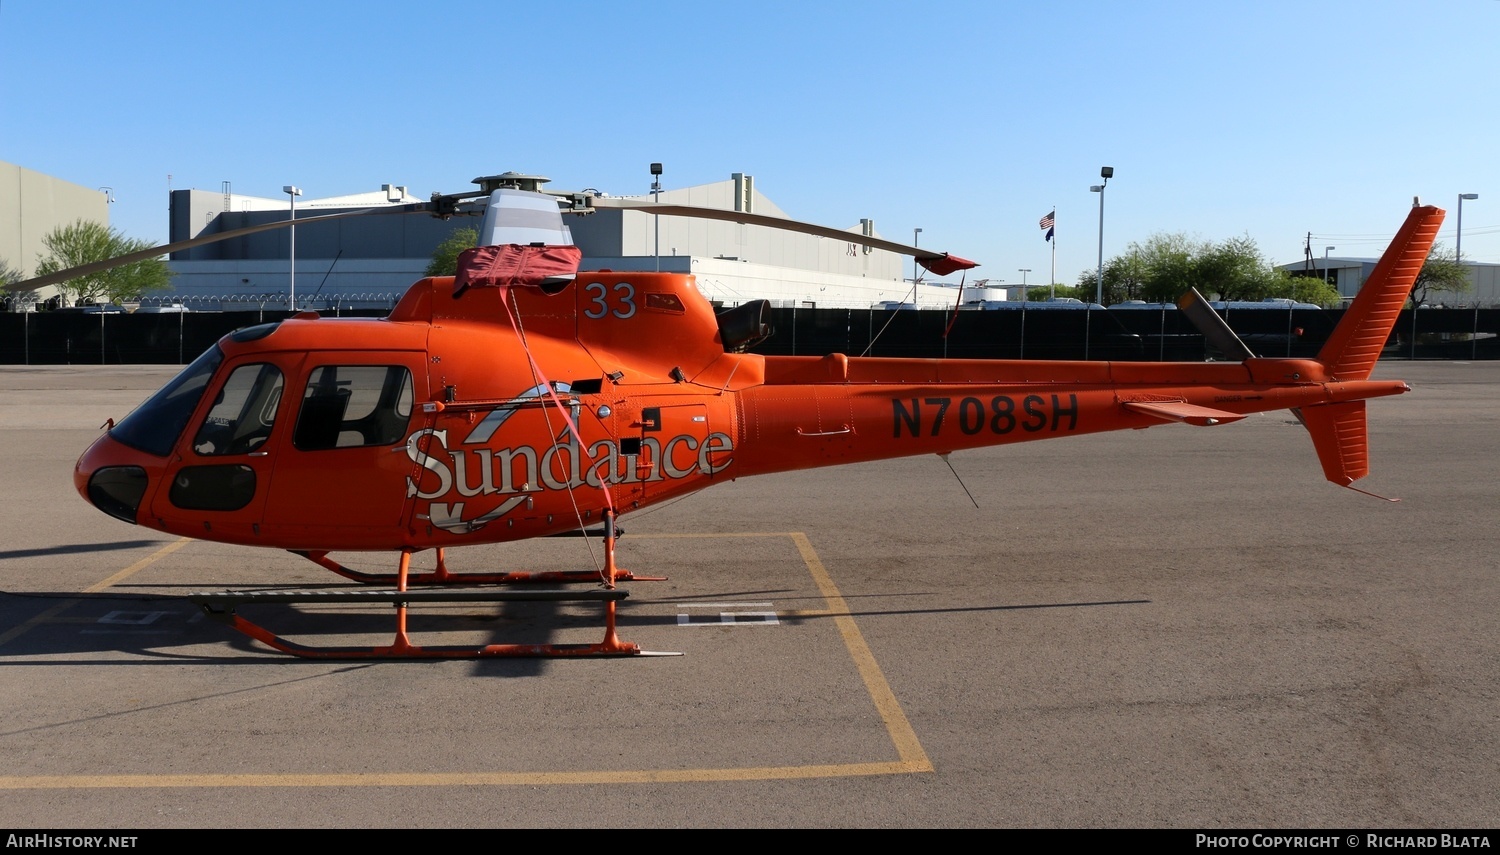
[190, 584, 659, 659]
[193, 510, 677, 659]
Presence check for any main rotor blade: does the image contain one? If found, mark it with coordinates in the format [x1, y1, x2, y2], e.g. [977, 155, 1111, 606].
[585, 197, 978, 272]
[6, 203, 435, 294]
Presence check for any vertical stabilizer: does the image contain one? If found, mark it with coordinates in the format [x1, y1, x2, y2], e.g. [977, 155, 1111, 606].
[1317, 205, 1444, 380]
[1298, 401, 1369, 486]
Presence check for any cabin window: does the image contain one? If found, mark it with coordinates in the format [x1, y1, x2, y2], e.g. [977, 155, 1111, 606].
[192, 363, 284, 456]
[293, 365, 414, 451]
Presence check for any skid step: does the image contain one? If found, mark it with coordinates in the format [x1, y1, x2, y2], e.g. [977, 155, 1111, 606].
[190, 587, 627, 608]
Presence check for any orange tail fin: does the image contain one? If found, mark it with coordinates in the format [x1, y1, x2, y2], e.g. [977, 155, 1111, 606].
[1299, 401, 1369, 486]
[1317, 204, 1444, 380]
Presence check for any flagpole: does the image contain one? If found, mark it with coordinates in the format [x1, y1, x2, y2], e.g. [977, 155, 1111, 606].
[1039, 208, 1057, 301]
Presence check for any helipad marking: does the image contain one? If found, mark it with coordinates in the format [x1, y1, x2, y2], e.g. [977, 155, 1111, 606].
[677, 601, 779, 626]
[0, 532, 932, 789]
[0, 538, 191, 649]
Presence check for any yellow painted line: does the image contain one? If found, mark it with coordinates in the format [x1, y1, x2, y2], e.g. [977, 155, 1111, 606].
[83, 538, 191, 593]
[791, 531, 933, 772]
[0, 538, 190, 650]
[0, 532, 933, 788]
[628, 531, 797, 539]
[0, 760, 931, 790]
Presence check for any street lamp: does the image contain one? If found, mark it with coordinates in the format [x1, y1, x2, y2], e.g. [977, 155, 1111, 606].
[650, 163, 663, 271]
[1018, 268, 1030, 298]
[1457, 193, 1479, 272]
[1324, 246, 1335, 284]
[283, 185, 301, 309]
[1091, 166, 1113, 305]
[913, 228, 922, 282]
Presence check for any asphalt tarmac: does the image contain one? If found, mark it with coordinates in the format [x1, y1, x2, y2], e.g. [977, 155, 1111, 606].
[0, 361, 1495, 829]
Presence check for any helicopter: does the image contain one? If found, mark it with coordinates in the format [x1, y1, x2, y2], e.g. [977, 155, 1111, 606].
[8, 178, 1443, 659]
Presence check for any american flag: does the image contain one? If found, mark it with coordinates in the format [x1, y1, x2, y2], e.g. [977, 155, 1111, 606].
[1039, 210, 1055, 242]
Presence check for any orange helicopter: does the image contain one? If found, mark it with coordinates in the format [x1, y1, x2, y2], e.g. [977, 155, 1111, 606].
[10, 182, 1442, 660]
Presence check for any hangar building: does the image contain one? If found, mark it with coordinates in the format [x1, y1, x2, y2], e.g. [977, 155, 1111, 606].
[1278, 255, 1500, 308]
[161, 173, 943, 311]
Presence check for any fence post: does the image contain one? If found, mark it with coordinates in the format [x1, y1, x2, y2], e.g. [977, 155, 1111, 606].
[1083, 309, 1091, 360]
[1158, 306, 1166, 361]
[1019, 305, 1027, 360]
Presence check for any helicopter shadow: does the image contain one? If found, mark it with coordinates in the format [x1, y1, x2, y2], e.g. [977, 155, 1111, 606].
[0, 587, 652, 677]
[0, 582, 1152, 675]
[0, 540, 168, 561]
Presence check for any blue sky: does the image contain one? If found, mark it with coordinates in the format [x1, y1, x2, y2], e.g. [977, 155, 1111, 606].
[4, 1, 1497, 284]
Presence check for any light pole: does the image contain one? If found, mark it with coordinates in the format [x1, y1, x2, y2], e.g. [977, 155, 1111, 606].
[650, 163, 662, 271]
[283, 185, 301, 309]
[1324, 246, 1335, 284]
[1018, 268, 1030, 300]
[913, 228, 922, 283]
[1090, 166, 1113, 305]
[1457, 193, 1478, 272]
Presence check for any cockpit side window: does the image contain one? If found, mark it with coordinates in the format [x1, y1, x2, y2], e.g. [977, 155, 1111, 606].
[110, 346, 225, 457]
[293, 365, 414, 451]
[192, 363, 284, 456]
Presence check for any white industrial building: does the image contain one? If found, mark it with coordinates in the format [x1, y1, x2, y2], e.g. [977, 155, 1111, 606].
[161, 173, 962, 311]
[1279, 256, 1500, 308]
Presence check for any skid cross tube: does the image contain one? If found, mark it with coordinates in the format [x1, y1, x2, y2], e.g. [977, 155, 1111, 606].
[293, 513, 666, 585]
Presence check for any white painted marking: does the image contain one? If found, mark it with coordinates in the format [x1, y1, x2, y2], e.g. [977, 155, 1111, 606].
[97, 610, 173, 626]
[676, 603, 780, 627]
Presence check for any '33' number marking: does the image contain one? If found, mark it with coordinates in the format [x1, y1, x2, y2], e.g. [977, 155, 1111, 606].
[583, 282, 637, 319]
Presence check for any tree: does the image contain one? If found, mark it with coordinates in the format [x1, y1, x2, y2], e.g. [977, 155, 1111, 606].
[1277, 271, 1341, 307]
[1077, 232, 1203, 304]
[425, 227, 479, 277]
[0, 258, 25, 312]
[1408, 242, 1470, 308]
[1080, 231, 1343, 308]
[1025, 284, 1089, 301]
[34, 220, 171, 306]
[1195, 235, 1276, 302]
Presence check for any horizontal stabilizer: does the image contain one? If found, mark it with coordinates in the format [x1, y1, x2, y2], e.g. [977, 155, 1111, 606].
[1122, 400, 1247, 426]
[1298, 401, 1369, 486]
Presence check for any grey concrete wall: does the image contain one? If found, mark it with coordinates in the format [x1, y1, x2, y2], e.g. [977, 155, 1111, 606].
[0, 161, 110, 279]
